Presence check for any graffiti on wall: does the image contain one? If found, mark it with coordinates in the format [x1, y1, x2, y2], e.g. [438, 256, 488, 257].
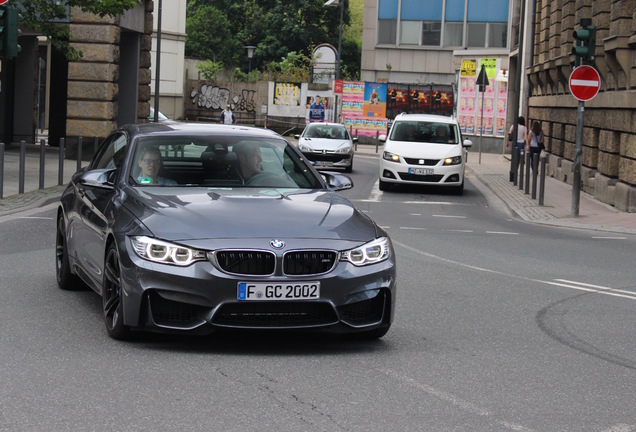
[190, 85, 257, 112]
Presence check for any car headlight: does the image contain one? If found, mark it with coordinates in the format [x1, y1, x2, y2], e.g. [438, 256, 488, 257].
[341, 237, 391, 266]
[299, 143, 313, 152]
[130, 236, 206, 266]
[335, 145, 352, 154]
[383, 151, 400, 162]
[444, 156, 462, 165]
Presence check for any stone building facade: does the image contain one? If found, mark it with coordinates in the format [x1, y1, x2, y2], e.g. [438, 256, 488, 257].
[63, 1, 154, 155]
[526, 0, 636, 212]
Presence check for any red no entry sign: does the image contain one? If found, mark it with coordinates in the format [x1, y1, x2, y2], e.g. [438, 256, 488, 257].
[569, 65, 601, 101]
[0, 0, 9, 5]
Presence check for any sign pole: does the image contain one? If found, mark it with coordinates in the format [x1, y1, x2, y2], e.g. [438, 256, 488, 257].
[571, 100, 584, 217]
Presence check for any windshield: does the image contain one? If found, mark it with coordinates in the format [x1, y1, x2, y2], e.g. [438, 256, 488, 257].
[131, 135, 323, 189]
[390, 121, 458, 144]
[304, 124, 349, 140]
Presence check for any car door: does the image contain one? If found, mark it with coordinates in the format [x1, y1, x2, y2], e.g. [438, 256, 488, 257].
[74, 132, 128, 289]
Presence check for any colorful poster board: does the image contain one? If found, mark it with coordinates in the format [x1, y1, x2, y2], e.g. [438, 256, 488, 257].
[273, 83, 301, 106]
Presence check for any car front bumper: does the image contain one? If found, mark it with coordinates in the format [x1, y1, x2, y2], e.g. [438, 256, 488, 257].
[118, 238, 396, 335]
[380, 159, 465, 186]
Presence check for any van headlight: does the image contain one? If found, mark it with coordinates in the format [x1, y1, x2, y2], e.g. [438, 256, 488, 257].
[383, 151, 400, 162]
[443, 156, 462, 165]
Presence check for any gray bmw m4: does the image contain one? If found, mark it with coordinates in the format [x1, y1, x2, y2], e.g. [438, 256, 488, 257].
[56, 122, 396, 340]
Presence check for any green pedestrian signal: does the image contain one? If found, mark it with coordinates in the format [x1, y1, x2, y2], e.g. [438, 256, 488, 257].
[1, 6, 21, 59]
[572, 18, 596, 67]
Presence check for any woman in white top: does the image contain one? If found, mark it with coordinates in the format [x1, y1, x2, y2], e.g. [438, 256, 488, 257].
[508, 116, 527, 151]
[526, 120, 544, 169]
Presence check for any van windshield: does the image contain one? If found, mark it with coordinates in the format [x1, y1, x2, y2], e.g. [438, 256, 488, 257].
[390, 121, 458, 144]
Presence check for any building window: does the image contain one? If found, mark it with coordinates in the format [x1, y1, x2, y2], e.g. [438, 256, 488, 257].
[444, 22, 464, 46]
[377, 0, 508, 49]
[400, 21, 420, 45]
[378, 19, 397, 44]
[422, 21, 442, 46]
[488, 22, 507, 48]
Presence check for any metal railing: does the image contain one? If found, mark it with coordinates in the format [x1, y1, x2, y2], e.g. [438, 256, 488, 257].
[0, 137, 98, 200]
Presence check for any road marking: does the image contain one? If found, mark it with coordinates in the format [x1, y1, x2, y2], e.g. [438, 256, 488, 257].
[393, 240, 636, 301]
[400, 227, 426, 230]
[486, 231, 519, 235]
[447, 229, 473, 233]
[592, 236, 627, 240]
[409, 213, 421, 216]
[600, 425, 636, 432]
[17, 216, 53, 220]
[432, 214, 466, 218]
[383, 369, 535, 431]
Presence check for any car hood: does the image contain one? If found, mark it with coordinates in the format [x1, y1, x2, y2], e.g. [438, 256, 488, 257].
[299, 137, 351, 151]
[387, 142, 463, 159]
[122, 187, 377, 242]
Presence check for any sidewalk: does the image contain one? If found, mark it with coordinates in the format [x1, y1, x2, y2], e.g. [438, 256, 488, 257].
[1, 141, 636, 235]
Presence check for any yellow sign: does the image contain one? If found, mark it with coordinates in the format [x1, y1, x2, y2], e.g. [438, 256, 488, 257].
[461, 60, 477, 77]
[481, 58, 497, 79]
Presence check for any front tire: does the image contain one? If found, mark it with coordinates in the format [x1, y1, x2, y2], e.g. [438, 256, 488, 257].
[345, 158, 353, 173]
[56, 215, 85, 290]
[103, 242, 131, 340]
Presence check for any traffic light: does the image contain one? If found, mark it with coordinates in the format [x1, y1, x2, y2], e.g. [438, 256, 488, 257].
[572, 18, 596, 67]
[0, 7, 21, 59]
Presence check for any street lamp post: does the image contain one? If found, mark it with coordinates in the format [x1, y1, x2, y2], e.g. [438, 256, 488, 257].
[324, 0, 344, 80]
[245, 45, 256, 82]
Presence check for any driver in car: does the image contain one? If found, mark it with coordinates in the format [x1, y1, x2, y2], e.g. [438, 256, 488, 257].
[233, 142, 263, 184]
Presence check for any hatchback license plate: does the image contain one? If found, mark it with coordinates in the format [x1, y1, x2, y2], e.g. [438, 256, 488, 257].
[409, 167, 434, 175]
[238, 282, 320, 301]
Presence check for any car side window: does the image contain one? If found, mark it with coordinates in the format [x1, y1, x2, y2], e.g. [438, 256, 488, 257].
[93, 133, 128, 170]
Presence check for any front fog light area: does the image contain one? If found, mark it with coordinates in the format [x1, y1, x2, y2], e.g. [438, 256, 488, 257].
[341, 237, 391, 266]
[131, 236, 206, 266]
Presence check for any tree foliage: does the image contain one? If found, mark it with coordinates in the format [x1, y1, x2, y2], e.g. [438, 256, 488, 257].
[18, 0, 141, 59]
[186, 0, 360, 79]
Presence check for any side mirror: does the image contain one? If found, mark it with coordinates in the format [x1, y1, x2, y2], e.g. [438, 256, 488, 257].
[320, 171, 353, 191]
[379, 135, 387, 143]
[78, 168, 117, 190]
[352, 137, 359, 143]
[463, 139, 473, 148]
[294, 134, 300, 139]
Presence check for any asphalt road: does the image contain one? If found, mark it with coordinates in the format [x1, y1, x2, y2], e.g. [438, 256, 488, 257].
[1, 155, 635, 432]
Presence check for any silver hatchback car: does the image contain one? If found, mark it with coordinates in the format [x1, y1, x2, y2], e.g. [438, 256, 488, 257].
[295, 122, 357, 172]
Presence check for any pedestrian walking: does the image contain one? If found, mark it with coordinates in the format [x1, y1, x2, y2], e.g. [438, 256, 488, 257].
[508, 116, 527, 152]
[220, 106, 236, 124]
[526, 120, 544, 170]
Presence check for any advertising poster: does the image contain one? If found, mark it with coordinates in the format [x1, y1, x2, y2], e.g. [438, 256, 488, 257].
[305, 91, 335, 123]
[408, 85, 429, 114]
[495, 80, 508, 137]
[431, 85, 454, 116]
[363, 82, 387, 118]
[342, 81, 365, 118]
[386, 84, 410, 118]
[273, 82, 301, 106]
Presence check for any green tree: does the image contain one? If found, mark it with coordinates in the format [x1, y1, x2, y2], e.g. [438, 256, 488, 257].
[186, 0, 352, 76]
[17, 0, 141, 59]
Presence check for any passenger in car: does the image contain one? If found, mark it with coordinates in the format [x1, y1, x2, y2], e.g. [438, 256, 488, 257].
[232, 142, 263, 183]
[136, 146, 177, 185]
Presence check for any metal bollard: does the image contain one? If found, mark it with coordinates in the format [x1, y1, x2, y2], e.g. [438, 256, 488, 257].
[531, 153, 538, 199]
[77, 136, 83, 172]
[375, 130, 379, 153]
[518, 148, 525, 191]
[539, 154, 546, 205]
[94, 136, 99, 156]
[524, 151, 531, 194]
[39, 139, 46, 189]
[19, 141, 26, 194]
[58, 137, 65, 186]
[511, 147, 518, 185]
[0, 142, 4, 199]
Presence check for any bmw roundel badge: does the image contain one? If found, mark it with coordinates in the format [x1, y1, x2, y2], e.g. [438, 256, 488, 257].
[270, 239, 285, 249]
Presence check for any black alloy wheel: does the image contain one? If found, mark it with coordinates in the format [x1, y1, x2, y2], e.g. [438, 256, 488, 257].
[56, 215, 83, 290]
[103, 243, 130, 340]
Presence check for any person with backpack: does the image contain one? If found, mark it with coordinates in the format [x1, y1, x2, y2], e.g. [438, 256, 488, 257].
[220, 106, 236, 124]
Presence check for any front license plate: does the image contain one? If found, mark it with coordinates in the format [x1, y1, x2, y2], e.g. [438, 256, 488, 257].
[237, 282, 320, 301]
[409, 167, 434, 175]
[315, 161, 333, 167]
